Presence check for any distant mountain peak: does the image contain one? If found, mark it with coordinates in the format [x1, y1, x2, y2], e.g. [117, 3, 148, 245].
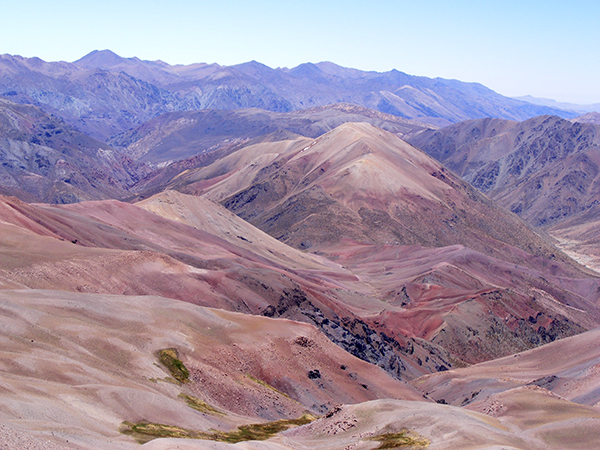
[75, 49, 125, 66]
[231, 60, 276, 77]
[515, 95, 600, 114]
[0, 51, 581, 141]
[288, 62, 325, 78]
[314, 61, 372, 78]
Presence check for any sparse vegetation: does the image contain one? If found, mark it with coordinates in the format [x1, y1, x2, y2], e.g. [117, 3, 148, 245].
[216, 415, 315, 443]
[368, 430, 430, 449]
[178, 393, 224, 415]
[157, 348, 189, 383]
[121, 421, 197, 443]
[120, 414, 315, 444]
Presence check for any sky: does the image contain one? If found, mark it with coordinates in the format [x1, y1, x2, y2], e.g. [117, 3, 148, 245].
[1, 0, 599, 104]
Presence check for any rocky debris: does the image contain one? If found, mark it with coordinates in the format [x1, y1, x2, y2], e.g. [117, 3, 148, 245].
[308, 370, 322, 379]
[296, 406, 359, 437]
[262, 288, 453, 380]
[528, 375, 559, 390]
[481, 399, 507, 417]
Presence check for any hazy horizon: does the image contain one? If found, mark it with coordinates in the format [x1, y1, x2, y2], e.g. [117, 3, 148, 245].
[1, 0, 599, 104]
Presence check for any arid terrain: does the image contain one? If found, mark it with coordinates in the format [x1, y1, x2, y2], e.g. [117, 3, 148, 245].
[406, 115, 600, 275]
[1, 51, 599, 449]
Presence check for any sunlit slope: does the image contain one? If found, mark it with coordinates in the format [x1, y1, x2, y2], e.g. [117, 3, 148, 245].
[168, 122, 569, 267]
[0, 289, 420, 449]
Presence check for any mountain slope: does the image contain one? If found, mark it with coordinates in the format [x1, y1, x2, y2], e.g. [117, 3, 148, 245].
[407, 115, 600, 228]
[0, 53, 190, 140]
[135, 189, 341, 272]
[1, 202, 600, 449]
[547, 205, 600, 273]
[167, 122, 566, 263]
[413, 326, 600, 408]
[6, 287, 600, 450]
[0, 193, 458, 379]
[130, 124, 600, 371]
[0, 98, 151, 202]
[573, 111, 600, 125]
[5, 182, 599, 381]
[0, 289, 420, 449]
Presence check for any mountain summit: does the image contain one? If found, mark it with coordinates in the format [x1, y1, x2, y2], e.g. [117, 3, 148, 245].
[74, 49, 129, 67]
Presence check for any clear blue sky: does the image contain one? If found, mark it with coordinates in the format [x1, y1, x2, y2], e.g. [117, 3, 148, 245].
[1, 0, 599, 104]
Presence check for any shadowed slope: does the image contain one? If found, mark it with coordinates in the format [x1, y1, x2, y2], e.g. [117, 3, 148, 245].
[407, 115, 600, 228]
[135, 190, 336, 272]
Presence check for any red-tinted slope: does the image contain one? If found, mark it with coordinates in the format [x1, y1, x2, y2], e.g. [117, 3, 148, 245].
[158, 122, 571, 269]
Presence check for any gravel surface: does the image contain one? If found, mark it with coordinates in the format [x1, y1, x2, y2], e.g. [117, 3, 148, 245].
[0, 424, 76, 450]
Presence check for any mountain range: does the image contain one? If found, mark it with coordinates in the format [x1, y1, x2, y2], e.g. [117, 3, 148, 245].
[1, 50, 576, 142]
[1, 50, 600, 449]
[515, 95, 600, 114]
